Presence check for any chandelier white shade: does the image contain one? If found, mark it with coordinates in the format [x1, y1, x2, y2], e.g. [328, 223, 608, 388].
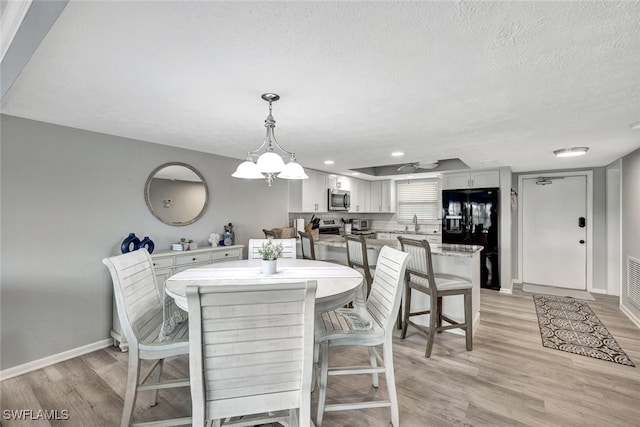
[232, 93, 308, 186]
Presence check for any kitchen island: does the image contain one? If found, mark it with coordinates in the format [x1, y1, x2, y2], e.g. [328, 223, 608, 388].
[301, 234, 483, 334]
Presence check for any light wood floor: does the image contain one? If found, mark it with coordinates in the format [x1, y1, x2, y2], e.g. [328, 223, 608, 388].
[2, 289, 640, 427]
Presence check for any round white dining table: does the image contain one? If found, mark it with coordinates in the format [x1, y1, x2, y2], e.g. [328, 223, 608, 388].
[165, 258, 364, 313]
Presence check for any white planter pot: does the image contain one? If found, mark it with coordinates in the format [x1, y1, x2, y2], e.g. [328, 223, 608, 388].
[262, 259, 277, 275]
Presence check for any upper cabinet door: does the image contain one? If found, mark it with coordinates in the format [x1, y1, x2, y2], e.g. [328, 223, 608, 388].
[350, 179, 369, 212]
[370, 181, 382, 212]
[289, 169, 327, 212]
[369, 180, 394, 212]
[442, 170, 499, 189]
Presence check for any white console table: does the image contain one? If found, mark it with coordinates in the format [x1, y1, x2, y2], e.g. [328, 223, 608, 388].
[110, 245, 244, 351]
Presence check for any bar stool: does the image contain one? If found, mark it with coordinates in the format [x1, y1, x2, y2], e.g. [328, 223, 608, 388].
[344, 234, 374, 297]
[397, 236, 473, 358]
[298, 231, 316, 260]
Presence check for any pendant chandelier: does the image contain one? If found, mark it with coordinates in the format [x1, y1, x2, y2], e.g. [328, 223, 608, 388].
[232, 93, 308, 186]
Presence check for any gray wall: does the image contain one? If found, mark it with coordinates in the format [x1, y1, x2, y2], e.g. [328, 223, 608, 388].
[621, 147, 640, 320]
[1, 114, 290, 370]
[510, 167, 608, 293]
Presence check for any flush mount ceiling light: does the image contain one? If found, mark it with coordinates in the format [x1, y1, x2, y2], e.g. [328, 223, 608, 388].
[391, 151, 404, 157]
[232, 93, 308, 186]
[553, 147, 589, 157]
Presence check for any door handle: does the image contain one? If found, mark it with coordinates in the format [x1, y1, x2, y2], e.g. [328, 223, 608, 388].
[579, 240, 585, 244]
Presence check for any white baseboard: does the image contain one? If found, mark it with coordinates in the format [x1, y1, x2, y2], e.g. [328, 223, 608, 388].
[499, 288, 513, 295]
[589, 288, 608, 295]
[620, 304, 640, 330]
[0, 338, 113, 381]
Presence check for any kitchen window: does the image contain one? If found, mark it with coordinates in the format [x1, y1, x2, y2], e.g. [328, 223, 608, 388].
[396, 179, 440, 224]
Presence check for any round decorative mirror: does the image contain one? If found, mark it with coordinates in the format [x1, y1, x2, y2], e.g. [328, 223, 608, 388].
[144, 162, 208, 226]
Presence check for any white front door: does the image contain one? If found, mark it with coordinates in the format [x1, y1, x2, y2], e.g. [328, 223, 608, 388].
[521, 175, 587, 290]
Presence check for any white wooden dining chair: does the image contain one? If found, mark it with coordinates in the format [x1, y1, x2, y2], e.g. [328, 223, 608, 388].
[102, 249, 191, 427]
[248, 238, 297, 259]
[314, 246, 410, 427]
[397, 236, 473, 358]
[186, 280, 317, 426]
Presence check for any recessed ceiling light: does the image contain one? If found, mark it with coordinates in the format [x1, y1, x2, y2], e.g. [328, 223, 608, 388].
[553, 147, 589, 157]
[391, 151, 404, 157]
[324, 160, 335, 165]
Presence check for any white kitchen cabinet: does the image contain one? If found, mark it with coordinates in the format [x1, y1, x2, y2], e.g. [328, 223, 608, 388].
[369, 180, 395, 212]
[442, 170, 500, 190]
[350, 178, 370, 213]
[289, 169, 328, 212]
[110, 245, 244, 351]
[328, 175, 352, 191]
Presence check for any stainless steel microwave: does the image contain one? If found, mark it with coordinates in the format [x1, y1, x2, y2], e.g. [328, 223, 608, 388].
[328, 189, 350, 211]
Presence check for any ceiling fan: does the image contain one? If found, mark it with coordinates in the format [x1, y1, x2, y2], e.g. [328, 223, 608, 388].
[396, 160, 439, 174]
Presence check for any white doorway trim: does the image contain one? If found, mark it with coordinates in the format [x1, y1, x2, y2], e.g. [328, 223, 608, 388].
[606, 161, 622, 296]
[517, 170, 593, 292]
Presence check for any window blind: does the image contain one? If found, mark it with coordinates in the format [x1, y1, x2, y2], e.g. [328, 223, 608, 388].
[397, 180, 440, 223]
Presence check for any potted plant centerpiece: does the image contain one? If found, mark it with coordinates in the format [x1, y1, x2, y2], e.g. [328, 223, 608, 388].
[258, 239, 283, 275]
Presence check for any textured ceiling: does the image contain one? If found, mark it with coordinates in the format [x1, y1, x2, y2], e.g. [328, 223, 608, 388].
[2, 1, 640, 178]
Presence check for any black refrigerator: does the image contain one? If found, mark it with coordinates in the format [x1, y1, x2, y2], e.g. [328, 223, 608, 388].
[442, 188, 500, 290]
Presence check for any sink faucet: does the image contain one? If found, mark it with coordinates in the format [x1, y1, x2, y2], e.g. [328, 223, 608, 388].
[413, 214, 419, 233]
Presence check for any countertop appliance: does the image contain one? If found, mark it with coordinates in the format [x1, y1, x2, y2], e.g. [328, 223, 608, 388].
[328, 189, 350, 211]
[442, 188, 500, 290]
[352, 218, 370, 231]
[318, 218, 341, 234]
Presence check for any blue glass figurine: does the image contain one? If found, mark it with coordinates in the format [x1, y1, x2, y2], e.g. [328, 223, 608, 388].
[138, 236, 155, 254]
[121, 233, 141, 254]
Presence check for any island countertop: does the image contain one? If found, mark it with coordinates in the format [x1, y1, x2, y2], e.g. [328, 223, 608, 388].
[313, 234, 483, 258]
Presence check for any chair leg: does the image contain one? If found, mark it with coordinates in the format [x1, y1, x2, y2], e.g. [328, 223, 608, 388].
[383, 340, 399, 427]
[436, 297, 443, 332]
[425, 293, 438, 358]
[150, 358, 164, 406]
[400, 286, 411, 339]
[367, 346, 379, 388]
[122, 354, 141, 427]
[289, 408, 300, 427]
[464, 291, 473, 351]
[315, 342, 329, 427]
[312, 342, 319, 391]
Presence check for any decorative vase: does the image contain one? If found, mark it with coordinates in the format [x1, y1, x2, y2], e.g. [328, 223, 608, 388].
[262, 259, 277, 275]
[121, 233, 141, 254]
[137, 236, 155, 254]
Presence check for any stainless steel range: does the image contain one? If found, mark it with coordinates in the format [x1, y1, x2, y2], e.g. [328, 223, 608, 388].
[318, 218, 341, 234]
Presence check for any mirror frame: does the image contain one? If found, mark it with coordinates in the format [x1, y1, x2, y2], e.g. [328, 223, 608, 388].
[144, 162, 209, 226]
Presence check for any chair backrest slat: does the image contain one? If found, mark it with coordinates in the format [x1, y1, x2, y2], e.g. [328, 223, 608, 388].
[248, 238, 297, 260]
[187, 280, 317, 424]
[366, 246, 410, 330]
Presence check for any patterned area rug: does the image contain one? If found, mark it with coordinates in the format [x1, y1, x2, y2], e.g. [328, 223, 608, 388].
[533, 295, 635, 367]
